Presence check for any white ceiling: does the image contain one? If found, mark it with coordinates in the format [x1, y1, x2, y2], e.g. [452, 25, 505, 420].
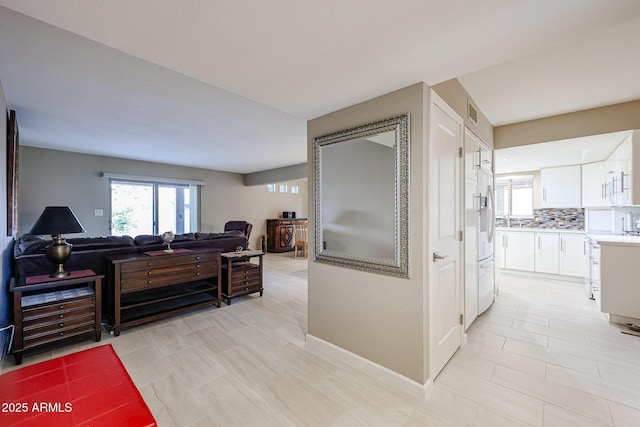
[1, 1, 640, 174]
[495, 131, 632, 174]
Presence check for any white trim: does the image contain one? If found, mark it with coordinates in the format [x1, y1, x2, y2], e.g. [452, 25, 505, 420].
[305, 334, 433, 400]
[101, 172, 206, 186]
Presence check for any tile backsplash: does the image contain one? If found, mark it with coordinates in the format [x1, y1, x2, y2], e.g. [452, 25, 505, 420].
[496, 208, 584, 230]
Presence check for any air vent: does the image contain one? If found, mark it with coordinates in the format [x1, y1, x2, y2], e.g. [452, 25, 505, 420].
[468, 100, 478, 125]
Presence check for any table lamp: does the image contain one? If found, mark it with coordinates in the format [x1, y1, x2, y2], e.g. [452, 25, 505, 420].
[29, 206, 85, 278]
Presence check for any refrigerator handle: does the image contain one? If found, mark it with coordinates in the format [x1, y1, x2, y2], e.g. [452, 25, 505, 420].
[487, 184, 495, 244]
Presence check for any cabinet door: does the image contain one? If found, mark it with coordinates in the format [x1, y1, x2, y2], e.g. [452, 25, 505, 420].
[559, 234, 586, 277]
[534, 233, 559, 274]
[495, 230, 506, 269]
[464, 180, 479, 329]
[504, 232, 534, 271]
[581, 162, 608, 207]
[464, 128, 480, 181]
[541, 165, 581, 208]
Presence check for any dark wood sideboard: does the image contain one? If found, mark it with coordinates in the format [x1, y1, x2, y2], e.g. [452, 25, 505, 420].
[266, 218, 307, 253]
[107, 248, 221, 335]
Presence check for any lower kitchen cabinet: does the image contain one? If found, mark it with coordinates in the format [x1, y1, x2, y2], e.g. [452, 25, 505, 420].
[559, 234, 586, 277]
[534, 233, 559, 274]
[497, 229, 585, 278]
[503, 231, 535, 271]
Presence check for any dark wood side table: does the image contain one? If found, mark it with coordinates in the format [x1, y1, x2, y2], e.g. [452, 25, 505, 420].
[10, 270, 103, 365]
[221, 250, 264, 304]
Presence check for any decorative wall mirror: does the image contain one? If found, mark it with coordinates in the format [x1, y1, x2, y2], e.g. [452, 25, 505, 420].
[313, 113, 409, 277]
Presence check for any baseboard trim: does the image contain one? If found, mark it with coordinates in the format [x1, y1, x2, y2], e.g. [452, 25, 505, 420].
[305, 334, 433, 400]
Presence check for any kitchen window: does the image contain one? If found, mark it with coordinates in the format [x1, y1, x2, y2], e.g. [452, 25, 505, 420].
[495, 175, 534, 217]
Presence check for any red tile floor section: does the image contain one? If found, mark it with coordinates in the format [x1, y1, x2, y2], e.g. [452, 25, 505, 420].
[0, 344, 156, 427]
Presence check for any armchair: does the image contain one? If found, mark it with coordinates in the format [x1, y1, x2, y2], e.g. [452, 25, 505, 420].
[224, 221, 253, 242]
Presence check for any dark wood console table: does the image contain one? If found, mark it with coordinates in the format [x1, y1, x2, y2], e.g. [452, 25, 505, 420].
[267, 218, 307, 252]
[107, 248, 221, 335]
[11, 270, 103, 365]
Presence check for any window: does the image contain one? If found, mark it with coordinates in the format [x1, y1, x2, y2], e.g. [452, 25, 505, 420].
[291, 185, 299, 194]
[495, 175, 534, 217]
[110, 179, 198, 236]
[279, 184, 288, 193]
[266, 184, 276, 192]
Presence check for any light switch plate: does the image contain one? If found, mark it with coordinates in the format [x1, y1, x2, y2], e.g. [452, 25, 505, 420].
[94, 209, 104, 217]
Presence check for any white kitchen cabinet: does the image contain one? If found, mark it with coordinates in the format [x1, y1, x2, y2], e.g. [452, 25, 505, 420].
[559, 233, 586, 277]
[503, 231, 534, 271]
[609, 134, 633, 206]
[581, 161, 608, 207]
[541, 165, 581, 208]
[534, 232, 559, 274]
[495, 230, 505, 269]
[464, 179, 479, 330]
[464, 128, 481, 181]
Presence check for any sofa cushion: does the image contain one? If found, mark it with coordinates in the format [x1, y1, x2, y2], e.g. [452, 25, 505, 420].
[195, 231, 243, 240]
[16, 235, 48, 255]
[66, 236, 136, 251]
[134, 233, 196, 246]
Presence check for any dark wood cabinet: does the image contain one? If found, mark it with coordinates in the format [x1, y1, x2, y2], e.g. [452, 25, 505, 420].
[221, 251, 264, 304]
[267, 218, 307, 252]
[11, 271, 103, 365]
[107, 249, 221, 335]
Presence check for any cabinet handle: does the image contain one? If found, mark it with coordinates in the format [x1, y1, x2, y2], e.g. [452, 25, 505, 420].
[543, 188, 546, 202]
[59, 314, 64, 318]
[148, 280, 152, 284]
[59, 305, 64, 309]
[59, 323, 64, 328]
[196, 256, 201, 260]
[196, 264, 200, 268]
[147, 262, 152, 266]
[59, 332, 64, 336]
[538, 236, 541, 250]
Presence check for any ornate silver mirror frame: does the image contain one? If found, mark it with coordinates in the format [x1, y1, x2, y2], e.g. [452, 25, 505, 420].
[313, 113, 409, 277]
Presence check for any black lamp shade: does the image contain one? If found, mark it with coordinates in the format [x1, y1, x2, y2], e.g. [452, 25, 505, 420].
[30, 206, 85, 236]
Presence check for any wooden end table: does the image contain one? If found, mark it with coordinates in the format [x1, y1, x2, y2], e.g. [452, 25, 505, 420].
[221, 250, 264, 304]
[10, 270, 103, 365]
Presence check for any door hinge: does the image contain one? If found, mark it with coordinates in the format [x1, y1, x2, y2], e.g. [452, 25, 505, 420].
[460, 314, 464, 325]
[459, 230, 463, 241]
[459, 147, 463, 158]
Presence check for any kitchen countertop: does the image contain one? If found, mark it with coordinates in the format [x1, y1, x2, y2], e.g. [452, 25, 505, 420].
[495, 227, 585, 234]
[586, 233, 640, 247]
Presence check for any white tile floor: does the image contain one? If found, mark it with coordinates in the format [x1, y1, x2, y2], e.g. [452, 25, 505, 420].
[3, 255, 640, 426]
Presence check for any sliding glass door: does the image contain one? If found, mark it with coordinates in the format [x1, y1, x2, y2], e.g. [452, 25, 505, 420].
[110, 180, 196, 236]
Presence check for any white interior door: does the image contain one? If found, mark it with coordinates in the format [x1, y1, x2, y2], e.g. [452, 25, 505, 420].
[429, 91, 463, 379]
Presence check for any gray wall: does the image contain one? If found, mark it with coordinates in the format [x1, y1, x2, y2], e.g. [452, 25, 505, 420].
[19, 147, 307, 250]
[0, 82, 15, 339]
[307, 82, 430, 384]
[433, 79, 494, 148]
[245, 163, 307, 186]
[494, 99, 640, 149]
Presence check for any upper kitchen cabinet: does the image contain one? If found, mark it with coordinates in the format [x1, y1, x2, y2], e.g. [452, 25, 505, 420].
[582, 161, 608, 207]
[607, 131, 635, 206]
[581, 130, 640, 207]
[541, 165, 581, 208]
[464, 128, 481, 181]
